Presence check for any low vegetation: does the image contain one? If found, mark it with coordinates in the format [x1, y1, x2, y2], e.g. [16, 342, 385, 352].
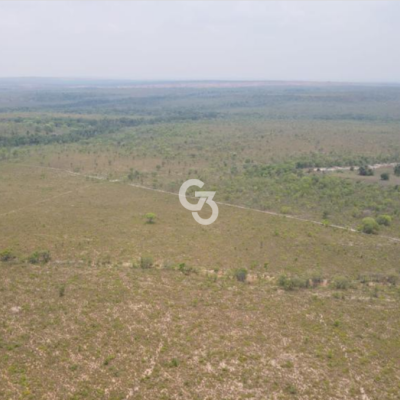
[1, 83, 400, 399]
[361, 217, 380, 234]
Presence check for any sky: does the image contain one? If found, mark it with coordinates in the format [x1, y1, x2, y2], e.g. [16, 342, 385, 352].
[1, 1, 399, 83]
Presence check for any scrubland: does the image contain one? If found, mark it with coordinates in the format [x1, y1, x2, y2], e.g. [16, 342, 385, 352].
[1, 82, 400, 399]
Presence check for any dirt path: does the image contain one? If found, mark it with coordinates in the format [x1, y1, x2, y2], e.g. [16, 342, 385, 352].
[7, 163, 400, 243]
[312, 162, 398, 173]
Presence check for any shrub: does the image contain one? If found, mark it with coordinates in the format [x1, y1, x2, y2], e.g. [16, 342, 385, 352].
[359, 165, 374, 176]
[28, 250, 51, 264]
[145, 212, 156, 224]
[361, 217, 379, 234]
[387, 275, 398, 286]
[178, 263, 197, 275]
[331, 276, 350, 290]
[59, 285, 66, 297]
[380, 172, 390, 181]
[169, 358, 179, 368]
[291, 276, 310, 289]
[0, 249, 15, 262]
[394, 164, 400, 177]
[358, 273, 398, 286]
[278, 275, 309, 290]
[377, 215, 392, 226]
[234, 268, 248, 282]
[310, 274, 324, 286]
[371, 287, 379, 298]
[28, 252, 40, 264]
[280, 206, 292, 215]
[140, 256, 153, 269]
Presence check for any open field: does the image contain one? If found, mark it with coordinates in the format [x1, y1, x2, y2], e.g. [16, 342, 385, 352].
[1, 160, 400, 399]
[2, 262, 400, 400]
[1, 83, 400, 399]
[0, 162, 399, 275]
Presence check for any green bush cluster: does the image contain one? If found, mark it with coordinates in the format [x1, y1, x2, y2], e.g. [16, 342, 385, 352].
[178, 263, 197, 275]
[0, 249, 15, 262]
[359, 165, 374, 176]
[358, 273, 398, 286]
[234, 268, 248, 283]
[331, 276, 350, 290]
[377, 214, 392, 226]
[28, 250, 51, 264]
[361, 218, 380, 234]
[145, 212, 157, 224]
[278, 275, 310, 290]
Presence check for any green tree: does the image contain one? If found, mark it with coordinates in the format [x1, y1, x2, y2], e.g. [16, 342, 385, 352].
[361, 218, 379, 234]
[359, 165, 374, 176]
[145, 213, 156, 224]
[380, 172, 390, 181]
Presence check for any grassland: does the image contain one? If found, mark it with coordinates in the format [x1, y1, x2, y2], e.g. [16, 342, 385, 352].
[1, 81, 400, 399]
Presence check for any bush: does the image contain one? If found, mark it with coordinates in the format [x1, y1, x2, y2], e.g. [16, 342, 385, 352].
[280, 206, 292, 215]
[178, 263, 197, 275]
[331, 276, 350, 290]
[358, 273, 398, 286]
[394, 164, 400, 177]
[380, 172, 390, 181]
[387, 275, 398, 286]
[234, 268, 248, 282]
[310, 274, 324, 286]
[278, 275, 309, 290]
[28, 250, 51, 264]
[361, 217, 380, 234]
[145, 212, 156, 224]
[359, 165, 374, 176]
[0, 249, 15, 262]
[377, 215, 392, 226]
[59, 285, 66, 297]
[140, 256, 153, 269]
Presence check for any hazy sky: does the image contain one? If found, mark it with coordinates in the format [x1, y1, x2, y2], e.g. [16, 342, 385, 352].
[1, 1, 399, 82]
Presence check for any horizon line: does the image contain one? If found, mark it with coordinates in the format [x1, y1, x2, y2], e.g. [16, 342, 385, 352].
[1, 76, 400, 87]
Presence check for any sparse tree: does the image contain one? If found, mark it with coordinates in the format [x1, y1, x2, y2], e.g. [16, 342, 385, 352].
[145, 212, 156, 224]
[380, 172, 390, 181]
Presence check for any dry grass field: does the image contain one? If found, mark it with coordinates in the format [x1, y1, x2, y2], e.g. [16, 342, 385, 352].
[1, 160, 400, 399]
[2, 263, 400, 400]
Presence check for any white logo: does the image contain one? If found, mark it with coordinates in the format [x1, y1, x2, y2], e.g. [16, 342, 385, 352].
[179, 179, 218, 225]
